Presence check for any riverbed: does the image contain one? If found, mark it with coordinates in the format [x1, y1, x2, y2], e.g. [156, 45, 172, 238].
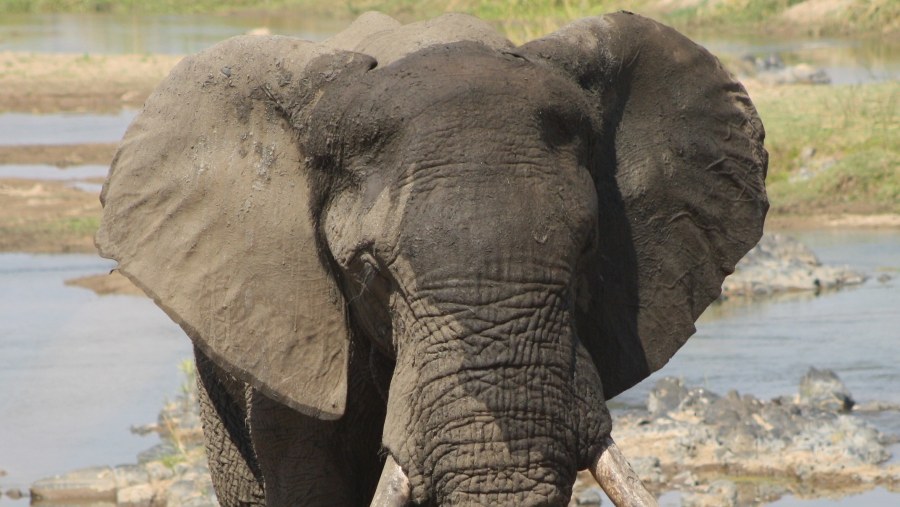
[0, 230, 897, 505]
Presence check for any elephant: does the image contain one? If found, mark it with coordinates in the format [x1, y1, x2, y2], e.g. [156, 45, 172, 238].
[96, 10, 767, 507]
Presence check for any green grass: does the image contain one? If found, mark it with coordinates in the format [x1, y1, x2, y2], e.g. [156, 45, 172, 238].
[54, 215, 100, 234]
[754, 82, 899, 215]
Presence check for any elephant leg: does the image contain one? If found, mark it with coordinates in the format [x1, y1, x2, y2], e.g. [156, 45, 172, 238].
[194, 346, 266, 506]
[248, 337, 389, 506]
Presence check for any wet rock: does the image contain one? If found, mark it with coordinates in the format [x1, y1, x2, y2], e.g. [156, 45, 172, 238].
[723, 234, 866, 297]
[5, 488, 25, 499]
[647, 377, 688, 416]
[799, 367, 855, 412]
[137, 442, 180, 464]
[630, 456, 663, 484]
[31, 466, 117, 502]
[143, 461, 174, 483]
[165, 478, 216, 507]
[113, 464, 150, 489]
[613, 369, 895, 504]
[573, 486, 604, 505]
[682, 480, 738, 507]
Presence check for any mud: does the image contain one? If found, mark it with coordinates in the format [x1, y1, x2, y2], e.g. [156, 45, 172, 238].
[0, 178, 100, 253]
[0, 143, 117, 167]
[0, 52, 180, 113]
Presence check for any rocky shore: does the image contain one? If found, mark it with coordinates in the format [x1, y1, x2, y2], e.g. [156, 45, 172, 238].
[11, 233, 889, 506]
[722, 233, 867, 298]
[598, 369, 900, 505]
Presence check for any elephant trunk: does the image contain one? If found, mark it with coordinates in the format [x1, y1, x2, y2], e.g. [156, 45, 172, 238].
[382, 286, 612, 506]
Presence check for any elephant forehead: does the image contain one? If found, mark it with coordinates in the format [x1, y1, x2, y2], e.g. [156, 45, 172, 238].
[353, 42, 596, 139]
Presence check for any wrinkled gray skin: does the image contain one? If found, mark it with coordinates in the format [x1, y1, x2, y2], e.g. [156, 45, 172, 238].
[96, 11, 767, 507]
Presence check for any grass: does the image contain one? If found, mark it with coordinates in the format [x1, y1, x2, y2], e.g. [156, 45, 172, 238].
[753, 81, 899, 215]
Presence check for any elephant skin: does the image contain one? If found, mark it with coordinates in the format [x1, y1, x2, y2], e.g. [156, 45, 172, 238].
[96, 10, 767, 507]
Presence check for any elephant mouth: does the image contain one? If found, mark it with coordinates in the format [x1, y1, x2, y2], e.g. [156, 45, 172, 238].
[371, 439, 658, 506]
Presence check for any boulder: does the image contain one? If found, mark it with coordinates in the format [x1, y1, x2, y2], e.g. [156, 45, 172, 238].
[798, 367, 855, 412]
[30, 466, 117, 502]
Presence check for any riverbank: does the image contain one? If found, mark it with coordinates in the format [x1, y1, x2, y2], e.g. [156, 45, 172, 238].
[3, 0, 897, 40]
[21, 363, 899, 506]
[0, 47, 897, 257]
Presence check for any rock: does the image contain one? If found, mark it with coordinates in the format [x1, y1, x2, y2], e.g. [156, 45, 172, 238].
[5, 488, 25, 499]
[682, 480, 738, 507]
[165, 479, 216, 507]
[117, 483, 156, 507]
[799, 367, 855, 412]
[612, 368, 892, 501]
[114, 464, 150, 489]
[144, 461, 175, 482]
[647, 377, 688, 416]
[573, 486, 604, 505]
[630, 456, 663, 484]
[723, 234, 866, 297]
[30, 466, 117, 502]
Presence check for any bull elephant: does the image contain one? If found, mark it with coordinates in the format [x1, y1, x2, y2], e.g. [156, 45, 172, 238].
[96, 10, 767, 507]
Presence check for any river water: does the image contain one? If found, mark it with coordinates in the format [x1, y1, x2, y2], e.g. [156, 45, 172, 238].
[0, 12, 897, 84]
[1, 9, 897, 506]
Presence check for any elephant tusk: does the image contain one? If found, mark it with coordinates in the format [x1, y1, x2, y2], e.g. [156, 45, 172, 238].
[371, 455, 411, 507]
[589, 436, 658, 507]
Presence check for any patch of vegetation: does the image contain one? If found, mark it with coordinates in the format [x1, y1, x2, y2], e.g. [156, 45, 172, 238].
[54, 215, 100, 235]
[754, 82, 899, 215]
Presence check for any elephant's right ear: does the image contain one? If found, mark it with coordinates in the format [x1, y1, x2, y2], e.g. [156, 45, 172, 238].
[521, 13, 768, 399]
[96, 36, 375, 420]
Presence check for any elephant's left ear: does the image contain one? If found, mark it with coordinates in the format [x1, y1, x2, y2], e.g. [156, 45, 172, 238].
[520, 12, 768, 399]
[96, 36, 375, 420]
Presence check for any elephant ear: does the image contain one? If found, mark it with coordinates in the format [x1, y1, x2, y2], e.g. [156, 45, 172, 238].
[520, 12, 768, 399]
[96, 36, 375, 419]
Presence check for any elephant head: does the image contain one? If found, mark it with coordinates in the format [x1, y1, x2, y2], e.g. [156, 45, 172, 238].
[97, 11, 767, 506]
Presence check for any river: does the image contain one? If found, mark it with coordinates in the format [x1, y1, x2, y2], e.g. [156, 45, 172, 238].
[0, 12, 897, 84]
